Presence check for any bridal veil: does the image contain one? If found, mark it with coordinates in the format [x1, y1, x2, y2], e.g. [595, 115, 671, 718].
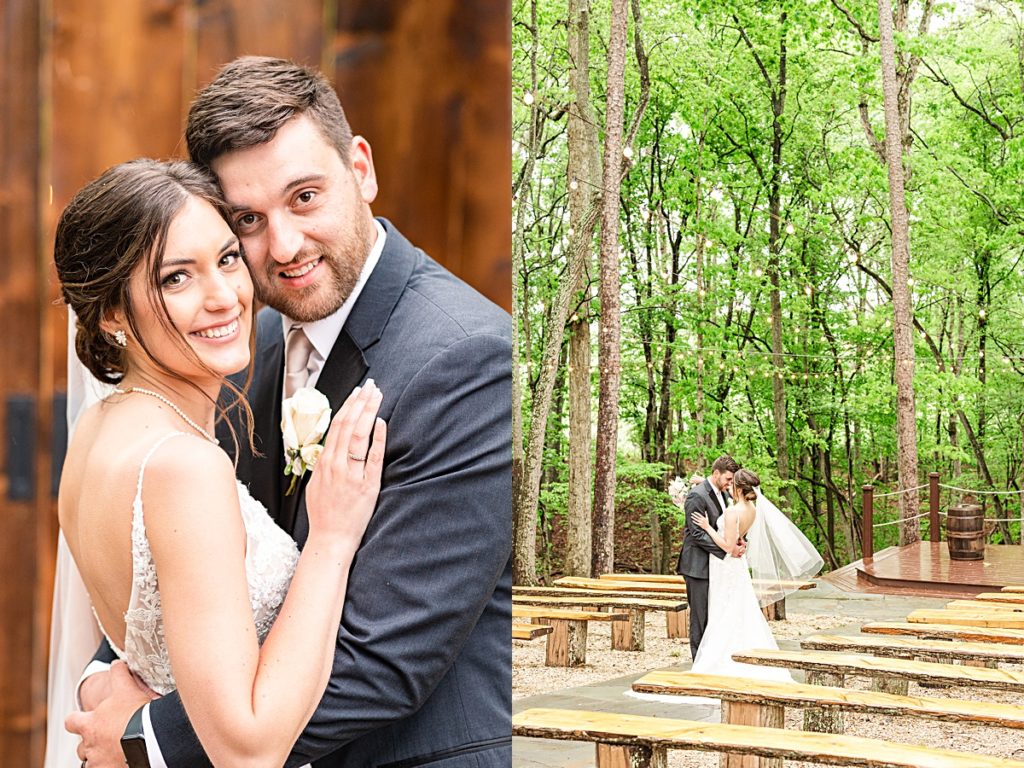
[44, 311, 109, 768]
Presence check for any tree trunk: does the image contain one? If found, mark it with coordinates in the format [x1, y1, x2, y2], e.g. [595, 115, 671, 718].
[878, 0, 920, 545]
[511, 0, 540, 584]
[591, 0, 630, 576]
[565, 0, 596, 577]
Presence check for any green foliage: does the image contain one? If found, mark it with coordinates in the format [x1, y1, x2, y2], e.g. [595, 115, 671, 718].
[514, 0, 1024, 572]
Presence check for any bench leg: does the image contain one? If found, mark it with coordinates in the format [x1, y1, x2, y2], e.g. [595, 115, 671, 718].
[666, 608, 689, 639]
[544, 619, 587, 667]
[612, 609, 646, 651]
[596, 743, 667, 768]
[918, 653, 951, 689]
[803, 672, 844, 734]
[761, 599, 786, 621]
[963, 658, 998, 669]
[871, 676, 909, 695]
[721, 702, 784, 768]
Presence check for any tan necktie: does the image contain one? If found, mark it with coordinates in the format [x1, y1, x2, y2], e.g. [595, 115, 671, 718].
[284, 326, 315, 398]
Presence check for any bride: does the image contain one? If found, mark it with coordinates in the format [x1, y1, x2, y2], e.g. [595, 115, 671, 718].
[48, 159, 385, 766]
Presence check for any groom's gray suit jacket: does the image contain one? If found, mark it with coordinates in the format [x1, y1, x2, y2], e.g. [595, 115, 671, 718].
[675, 479, 729, 579]
[147, 220, 512, 766]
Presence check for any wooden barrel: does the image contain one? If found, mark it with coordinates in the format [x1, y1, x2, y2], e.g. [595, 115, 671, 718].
[946, 504, 986, 561]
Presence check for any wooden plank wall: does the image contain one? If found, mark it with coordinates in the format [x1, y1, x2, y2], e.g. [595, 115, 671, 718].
[0, 2, 510, 764]
[332, 1, 513, 310]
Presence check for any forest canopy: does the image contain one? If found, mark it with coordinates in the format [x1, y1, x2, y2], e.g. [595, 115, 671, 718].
[512, 0, 1024, 582]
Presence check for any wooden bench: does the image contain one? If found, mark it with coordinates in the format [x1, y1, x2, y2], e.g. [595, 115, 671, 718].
[731, 648, 1024, 694]
[800, 632, 1024, 664]
[513, 594, 686, 652]
[598, 572, 817, 592]
[1002, 585, 1024, 593]
[512, 707, 1024, 768]
[633, 670, 1024, 736]
[516, 585, 689, 639]
[947, 599, 1024, 612]
[516, 585, 686, 601]
[598, 572, 686, 583]
[529, 582, 690, 639]
[974, 592, 1024, 604]
[862, 621, 1024, 645]
[512, 606, 628, 667]
[557, 575, 687, 593]
[512, 622, 552, 641]
[907, 609, 1024, 629]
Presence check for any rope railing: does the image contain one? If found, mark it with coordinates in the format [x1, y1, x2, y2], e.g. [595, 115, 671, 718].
[871, 483, 929, 499]
[938, 483, 1024, 496]
[860, 472, 1024, 560]
[872, 508, 944, 528]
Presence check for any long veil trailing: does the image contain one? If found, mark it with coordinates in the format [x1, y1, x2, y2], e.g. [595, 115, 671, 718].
[44, 311, 110, 768]
[745, 487, 824, 607]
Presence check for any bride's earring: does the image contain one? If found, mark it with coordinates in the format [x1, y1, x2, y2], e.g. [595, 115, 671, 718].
[113, 329, 128, 348]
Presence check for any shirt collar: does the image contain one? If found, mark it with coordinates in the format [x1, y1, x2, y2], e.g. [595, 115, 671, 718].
[281, 218, 386, 359]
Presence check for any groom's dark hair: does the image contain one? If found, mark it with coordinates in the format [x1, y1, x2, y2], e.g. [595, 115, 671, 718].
[186, 56, 354, 169]
[711, 455, 740, 474]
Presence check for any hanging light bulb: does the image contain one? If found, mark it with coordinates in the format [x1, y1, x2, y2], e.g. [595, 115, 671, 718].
[786, 223, 795, 235]
[523, 91, 535, 105]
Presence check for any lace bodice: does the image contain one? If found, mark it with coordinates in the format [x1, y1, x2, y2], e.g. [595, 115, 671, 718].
[97, 432, 299, 694]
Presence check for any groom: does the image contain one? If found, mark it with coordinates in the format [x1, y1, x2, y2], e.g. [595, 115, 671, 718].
[675, 454, 742, 658]
[68, 57, 511, 766]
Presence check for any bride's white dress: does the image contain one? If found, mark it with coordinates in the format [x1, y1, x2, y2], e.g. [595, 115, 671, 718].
[689, 509, 791, 681]
[94, 432, 300, 694]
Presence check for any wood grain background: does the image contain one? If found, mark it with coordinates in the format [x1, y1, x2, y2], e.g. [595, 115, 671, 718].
[0, 2, 510, 763]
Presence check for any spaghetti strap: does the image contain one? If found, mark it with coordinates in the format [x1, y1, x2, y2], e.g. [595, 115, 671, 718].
[134, 431, 190, 502]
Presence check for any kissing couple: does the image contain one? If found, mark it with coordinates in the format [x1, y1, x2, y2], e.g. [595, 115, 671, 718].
[673, 456, 823, 680]
[46, 57, 512, 767]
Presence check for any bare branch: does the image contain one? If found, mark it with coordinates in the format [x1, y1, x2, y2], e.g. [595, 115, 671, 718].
[830, 0, 879, 42]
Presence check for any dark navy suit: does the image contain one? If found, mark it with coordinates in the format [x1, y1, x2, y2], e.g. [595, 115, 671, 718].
[675, 479, 730, 659]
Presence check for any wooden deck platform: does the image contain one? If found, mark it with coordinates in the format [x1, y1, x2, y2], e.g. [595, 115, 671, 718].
[824, 541, 1024, 599]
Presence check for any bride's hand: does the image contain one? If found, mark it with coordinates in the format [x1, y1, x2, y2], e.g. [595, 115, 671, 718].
[304, 381, 387, 546]
[692, 512, 711, 532]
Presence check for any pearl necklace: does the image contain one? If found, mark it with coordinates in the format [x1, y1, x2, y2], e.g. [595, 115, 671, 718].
[114, 386, 219, 444]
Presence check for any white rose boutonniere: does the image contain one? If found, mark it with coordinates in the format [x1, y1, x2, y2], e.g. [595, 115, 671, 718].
[282, 387, 332, 495]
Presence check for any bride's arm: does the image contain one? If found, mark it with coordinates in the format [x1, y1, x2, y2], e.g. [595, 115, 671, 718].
[693, 510, 734, 553]
[146, 386, 385, 767]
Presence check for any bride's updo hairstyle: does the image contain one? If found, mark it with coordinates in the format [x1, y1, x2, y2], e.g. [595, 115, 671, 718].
[54, 159, 254, 450]
[55, 159, 231, 384]
[732, 468, 760, 503]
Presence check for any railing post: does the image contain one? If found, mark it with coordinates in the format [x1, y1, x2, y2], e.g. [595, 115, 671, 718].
[862, 485, 874, 561]
[929, 472, 940, 542]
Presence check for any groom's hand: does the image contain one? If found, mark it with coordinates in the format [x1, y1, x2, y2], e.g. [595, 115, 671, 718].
[729, 538, 747, 558]
[66, 661, 154, 767]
